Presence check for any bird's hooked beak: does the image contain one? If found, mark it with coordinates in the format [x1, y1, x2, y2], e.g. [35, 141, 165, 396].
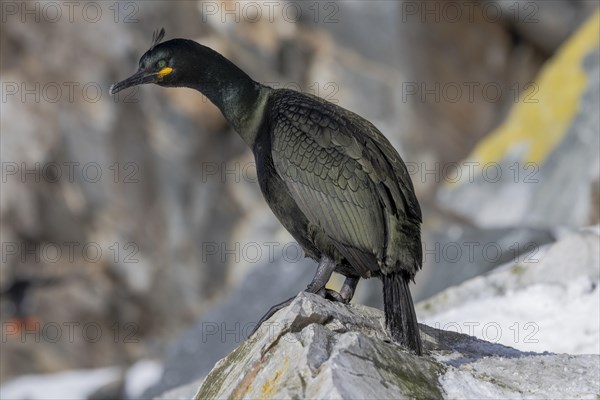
[109, 67, 173, 95]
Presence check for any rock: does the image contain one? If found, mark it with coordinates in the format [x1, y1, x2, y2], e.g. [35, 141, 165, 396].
[437, 10, 600, 229]
[191, 292, 598, 399]
[490, 0, 598, 54]
[0, 2, 260, 380]
[413, 225, 555, 301]
[153, 378, 203, 400]
[142, 255, 314, 398]
[418, 227, 600, 355]
[195, 292, 442, 399]
[3, 0, 597, 387]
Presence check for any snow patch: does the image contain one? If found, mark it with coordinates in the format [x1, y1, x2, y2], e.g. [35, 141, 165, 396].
[124, 359, 164, 399]
[0, 367, 121, 400]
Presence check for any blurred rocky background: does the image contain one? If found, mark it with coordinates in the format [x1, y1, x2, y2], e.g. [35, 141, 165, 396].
[1, 1, 598, 399]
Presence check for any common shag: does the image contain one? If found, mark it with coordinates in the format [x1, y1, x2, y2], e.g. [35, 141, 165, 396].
[111, 29, 424, 354]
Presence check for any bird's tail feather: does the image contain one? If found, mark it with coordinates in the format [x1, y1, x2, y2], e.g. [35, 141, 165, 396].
[382, 272, 422, 355]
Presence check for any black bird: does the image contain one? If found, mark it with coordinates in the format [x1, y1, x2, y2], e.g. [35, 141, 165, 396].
[111, 29, 424, 354]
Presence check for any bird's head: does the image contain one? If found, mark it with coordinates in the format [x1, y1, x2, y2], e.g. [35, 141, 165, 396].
[110, 28, 194, 95]
[109, 28, 260, 134]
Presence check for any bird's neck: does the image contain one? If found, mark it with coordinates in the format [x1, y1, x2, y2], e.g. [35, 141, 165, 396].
[186, 53, 271, 146]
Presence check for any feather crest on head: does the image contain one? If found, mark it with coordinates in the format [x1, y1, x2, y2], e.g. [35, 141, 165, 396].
[150, 28, 166, 51]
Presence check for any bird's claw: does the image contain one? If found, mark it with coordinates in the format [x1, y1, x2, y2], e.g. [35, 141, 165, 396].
[316, 288, 345, 303]
[249, 287, 349, 339]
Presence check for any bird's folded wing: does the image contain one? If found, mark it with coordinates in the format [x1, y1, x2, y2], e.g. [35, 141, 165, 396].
[269, 92, 421, 274]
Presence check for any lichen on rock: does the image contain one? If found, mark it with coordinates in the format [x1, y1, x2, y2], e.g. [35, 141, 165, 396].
[193, 291, 599, 399]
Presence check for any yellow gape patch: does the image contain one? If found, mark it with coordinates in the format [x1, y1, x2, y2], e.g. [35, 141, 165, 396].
[157, 67, 173, 78]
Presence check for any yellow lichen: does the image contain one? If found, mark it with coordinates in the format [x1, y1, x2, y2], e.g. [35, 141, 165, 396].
[259, 356, 288, 399]
[471, 9, 600, 166]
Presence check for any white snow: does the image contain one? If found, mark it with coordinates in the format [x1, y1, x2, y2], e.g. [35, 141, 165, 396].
[0, 359, 164, 400]
[419, 228, 600, 355]
[0, 367, 121, 400]
[440, 355, 600, 400]
[123, 359, 164, 399]
[439, 369, 520, 399]
[423, 275, 599, 354]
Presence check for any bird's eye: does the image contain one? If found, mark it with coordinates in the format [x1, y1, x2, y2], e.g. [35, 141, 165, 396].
[157, 60, 167, 68]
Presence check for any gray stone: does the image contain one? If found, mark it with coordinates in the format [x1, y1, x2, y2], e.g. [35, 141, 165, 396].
[437, 18, 600, 230]
[414, 225, 555, 301]
[490, 0, 598, 54]
[143, 256, 314, 398]
[418, 227, 600, 355]
[154, 378, 203, 400]
[191, 292, 599, 399]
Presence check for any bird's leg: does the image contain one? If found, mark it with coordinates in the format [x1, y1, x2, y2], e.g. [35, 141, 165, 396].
[250, 258, 337, 336]
[306, 257, 336, 293]
[307, 258, 349, 303]
[339, 276, 360, 303]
